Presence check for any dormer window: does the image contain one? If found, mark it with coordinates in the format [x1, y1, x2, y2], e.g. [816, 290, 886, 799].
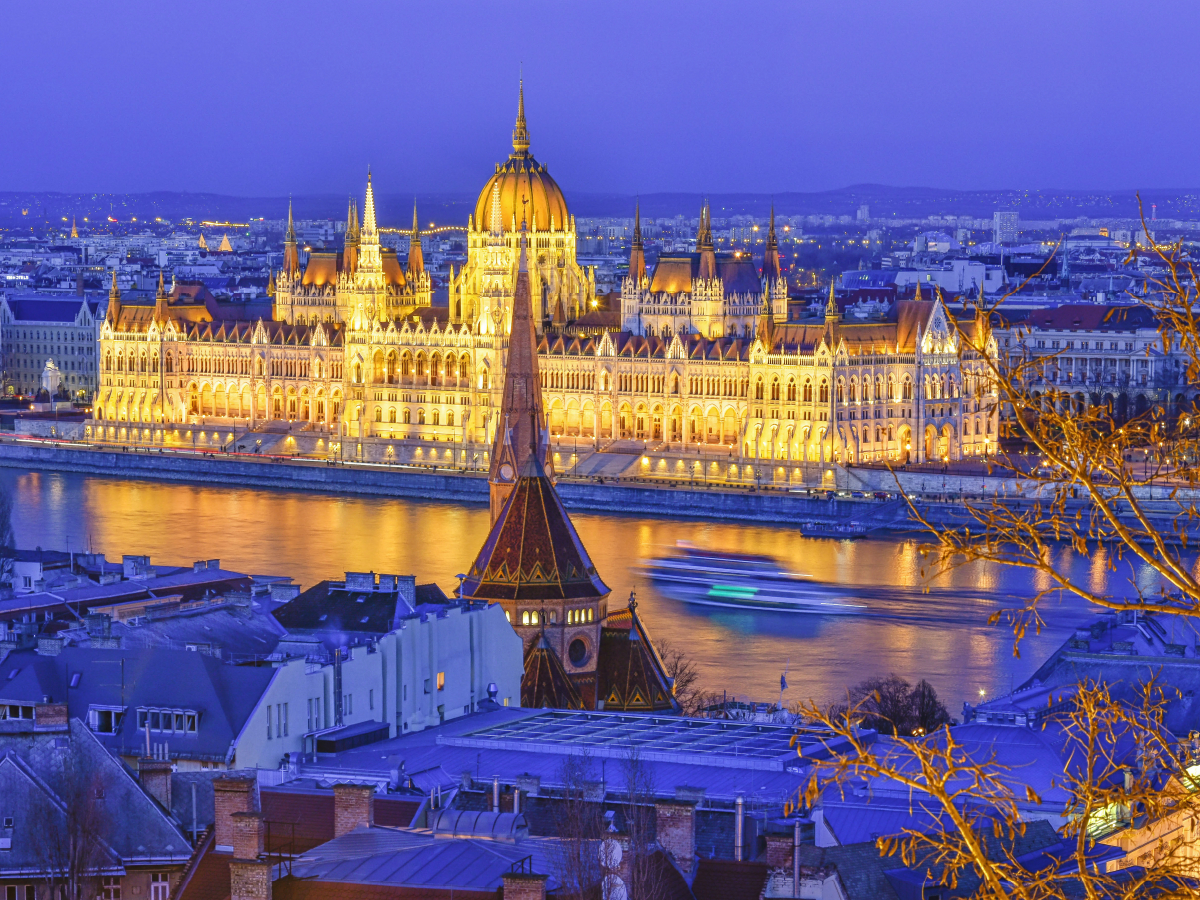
[136, 707, 198, 734]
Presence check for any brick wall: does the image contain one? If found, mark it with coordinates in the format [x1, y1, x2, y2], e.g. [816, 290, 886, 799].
[138, 758, 173, 810]
[232, 812, 265, 860]
[501, 872, 547, 900]
[34, 703, 68, 729]
[764, 833, 794, 868]
[229, 859, 271, 900]
[654, 801, 696, 869]
[332, 784, 374, 838]
[214, 776, 259, 851]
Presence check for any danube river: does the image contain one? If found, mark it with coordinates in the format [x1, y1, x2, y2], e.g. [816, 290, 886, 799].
[2, 468, 1167, 714]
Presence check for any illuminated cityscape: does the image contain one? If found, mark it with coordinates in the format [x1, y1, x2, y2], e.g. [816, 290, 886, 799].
[1, 5, 1200, 897]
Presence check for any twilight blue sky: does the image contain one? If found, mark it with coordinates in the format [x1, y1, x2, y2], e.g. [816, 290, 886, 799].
[3, 1, 1198, 197]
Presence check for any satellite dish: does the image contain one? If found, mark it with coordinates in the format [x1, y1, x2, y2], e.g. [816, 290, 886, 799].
[600, 838, 623, 868]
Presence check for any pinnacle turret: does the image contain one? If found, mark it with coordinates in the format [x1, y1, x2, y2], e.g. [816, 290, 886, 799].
[512, 78, 530, 154]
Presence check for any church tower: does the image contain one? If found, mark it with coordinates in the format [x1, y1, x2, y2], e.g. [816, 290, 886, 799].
[487, 215, 548, 521]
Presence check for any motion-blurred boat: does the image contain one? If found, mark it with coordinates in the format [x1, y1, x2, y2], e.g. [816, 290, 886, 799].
[641, 543, 862, 614]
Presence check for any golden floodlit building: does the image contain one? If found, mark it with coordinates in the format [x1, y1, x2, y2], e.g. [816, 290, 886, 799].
[93, 84, 997, 467]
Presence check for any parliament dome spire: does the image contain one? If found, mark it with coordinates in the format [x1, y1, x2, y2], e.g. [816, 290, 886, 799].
[512, 79, 530, 154]
[473, 79, 569, 235]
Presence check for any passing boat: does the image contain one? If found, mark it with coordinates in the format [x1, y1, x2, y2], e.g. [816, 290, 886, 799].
[641, 543, 861, 614]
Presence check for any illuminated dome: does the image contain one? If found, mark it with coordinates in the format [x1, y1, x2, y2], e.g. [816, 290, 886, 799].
[473, 84, 570, 233]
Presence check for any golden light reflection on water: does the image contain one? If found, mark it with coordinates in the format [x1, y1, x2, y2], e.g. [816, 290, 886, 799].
[1, 469, 1169, 712]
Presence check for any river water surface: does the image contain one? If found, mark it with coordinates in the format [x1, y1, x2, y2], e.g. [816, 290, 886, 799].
[3, 468, 1180, 714]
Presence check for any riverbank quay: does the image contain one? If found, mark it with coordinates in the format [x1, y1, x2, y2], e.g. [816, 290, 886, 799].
[0, 436, 1193, 535]
[0, 436, 935, 530]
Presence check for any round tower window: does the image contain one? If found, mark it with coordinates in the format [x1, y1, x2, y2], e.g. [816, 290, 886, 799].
[568, 638, 589, 666]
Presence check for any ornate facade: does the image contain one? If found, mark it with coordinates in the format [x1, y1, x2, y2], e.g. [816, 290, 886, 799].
[93, 84, 997, 466]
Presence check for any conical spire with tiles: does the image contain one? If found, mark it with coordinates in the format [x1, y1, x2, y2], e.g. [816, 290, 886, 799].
[486, 214, 548, 522]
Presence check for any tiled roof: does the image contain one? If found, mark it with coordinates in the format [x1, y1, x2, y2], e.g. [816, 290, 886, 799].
[461, 458, 609, 603]
[521, 634, 584, 709]
[0, 720, 190, 875]
[176, 834, 231, 900]
[595, 605, 677, 712]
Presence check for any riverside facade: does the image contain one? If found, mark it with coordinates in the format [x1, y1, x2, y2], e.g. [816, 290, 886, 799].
[92, 88, 999, 467]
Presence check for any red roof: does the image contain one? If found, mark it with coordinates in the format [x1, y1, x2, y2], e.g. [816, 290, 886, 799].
[175, 832, 231, 900]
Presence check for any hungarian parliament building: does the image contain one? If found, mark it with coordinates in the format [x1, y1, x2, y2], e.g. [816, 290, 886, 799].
[94, 87, 998, 467]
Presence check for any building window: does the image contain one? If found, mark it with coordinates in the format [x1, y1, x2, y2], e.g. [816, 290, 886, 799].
[267, 706, 273, 739]
[369, 689, 374, 711]
[151, 873, 169, 900]
[437, 672, 446, 691]
[101, 877, 121, 900]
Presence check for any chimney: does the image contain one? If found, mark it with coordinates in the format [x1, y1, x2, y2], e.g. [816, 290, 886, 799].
[332, 783, 374, 837]
[34, 702, 69, 731]
[501, 872, 547, 900]
[231, 811, 265, 859]
[214, 775, 260, 851]
[228, 808, 270, 900]
[764, 833, 794, 868]
[138, 757, 173, 810]
[734, 795, 745, 861]
[654, 800, 697, 871]
[229, 857, 272, 900]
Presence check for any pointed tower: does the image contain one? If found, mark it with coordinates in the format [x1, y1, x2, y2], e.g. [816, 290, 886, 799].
[105, 270, 121, 325]
[70, 217, 78, 239]
[406, 201, 425, 281]
[756, 292, 775, 348]
[512, 78, 530, 155]
[354, 169, 385, 302]
[697, 199, 717, 281]
[283, 199, 299, 277]
[628, 200, 646, 284]
[343, 197, 359, 277]
[154, 269, 170, 324]
[487, 215, 548, 521]
[693, 199, 725, 339]
[762, 203, 781, 281]
[822, 279, 839, 351]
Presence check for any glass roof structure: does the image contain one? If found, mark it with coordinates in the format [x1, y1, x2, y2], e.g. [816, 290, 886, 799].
[441, 710, 849, 773]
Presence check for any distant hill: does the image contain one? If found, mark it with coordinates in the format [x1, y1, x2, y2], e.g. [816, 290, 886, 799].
[2, 184, 1197, 228]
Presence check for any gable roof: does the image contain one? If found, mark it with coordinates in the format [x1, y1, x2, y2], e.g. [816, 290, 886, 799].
[595, 604, 677, 712]
[0, 719, 190, 873]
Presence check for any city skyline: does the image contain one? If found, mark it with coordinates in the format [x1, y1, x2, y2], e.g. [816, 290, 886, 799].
[4, 2, 1200, 196]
